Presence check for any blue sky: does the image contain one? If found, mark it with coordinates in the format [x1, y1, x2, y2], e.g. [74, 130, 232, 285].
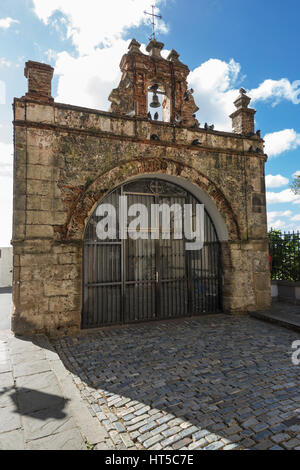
[0, 0, 299, 246]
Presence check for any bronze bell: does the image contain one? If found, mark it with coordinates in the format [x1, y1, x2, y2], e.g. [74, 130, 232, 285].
[150, 92, 160, 108]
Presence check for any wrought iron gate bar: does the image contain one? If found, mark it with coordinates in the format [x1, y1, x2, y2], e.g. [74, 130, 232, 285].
[123, 191, 186, 198]
[85, 242, 122, 246]
[85, 282, 122, 287]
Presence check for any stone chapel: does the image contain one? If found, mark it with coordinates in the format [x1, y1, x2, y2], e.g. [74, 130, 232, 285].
[12, 39, 271, 336]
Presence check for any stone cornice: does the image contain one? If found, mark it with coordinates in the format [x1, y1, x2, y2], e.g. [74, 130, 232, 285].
[13, 118, 267, 161]
[13, 97, 264, 142]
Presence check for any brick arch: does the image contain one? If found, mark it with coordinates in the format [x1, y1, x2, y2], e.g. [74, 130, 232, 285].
[59, 157, 241, 241]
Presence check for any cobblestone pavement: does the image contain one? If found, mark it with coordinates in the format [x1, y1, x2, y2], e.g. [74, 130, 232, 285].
[53, 314, 300, 451]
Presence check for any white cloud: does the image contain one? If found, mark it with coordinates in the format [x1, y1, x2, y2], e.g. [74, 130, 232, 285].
[293, 171, 300, 178]
[0, 58, 12, 68]
[189, 62, 300, 132]
[266, 189, 300, 205]
[268, 218, 287, 230]
[54, 40, 170, 110]
[0, 17, 19, 30]
[55, 40, 128, 109]
[265, 174, 289, 188]
[32, 1, 168, 110]
[32, 0, 167, 55]
[45, 49, 59, 62]
[189, 59, 241, 131]
[267, 210, 292, 222]
[0, 80, 5, 105]
[250, 79, 300, 106]
[0, 143, 13, 246]
[0, 142, 13, 178]
[267, 212, 300, 231]
[264, 129, 300, 157]
[267, 212, 294, 231]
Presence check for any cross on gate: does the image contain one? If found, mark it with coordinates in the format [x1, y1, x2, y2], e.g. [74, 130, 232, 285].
[144, 5, 162, 41]
[149, 179, 165, 194]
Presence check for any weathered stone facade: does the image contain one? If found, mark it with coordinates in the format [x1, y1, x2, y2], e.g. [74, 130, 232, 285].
[12, 40, 271, 337]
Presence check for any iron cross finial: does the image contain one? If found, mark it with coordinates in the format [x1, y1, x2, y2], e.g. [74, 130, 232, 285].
[144, 5, 162, 41]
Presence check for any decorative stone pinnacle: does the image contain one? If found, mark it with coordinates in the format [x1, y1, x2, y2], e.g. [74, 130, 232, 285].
[167, 49, 188, 69]
[167, 49, 180, 63]
[128, 39, 142, 54]
[230, 88, 256, 135]
[234, 89, 251, 110]
[146, 39, 164, 58]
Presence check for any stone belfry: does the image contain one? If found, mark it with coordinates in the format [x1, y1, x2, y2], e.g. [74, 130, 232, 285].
[108, 38, 199, 128]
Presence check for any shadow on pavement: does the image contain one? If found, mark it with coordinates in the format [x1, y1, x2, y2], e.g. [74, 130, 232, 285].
[0, 386, 69, 420]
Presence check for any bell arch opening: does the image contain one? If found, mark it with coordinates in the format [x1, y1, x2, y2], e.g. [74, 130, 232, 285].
[147, 81, 171, 122]
[82, 176, 223, 329]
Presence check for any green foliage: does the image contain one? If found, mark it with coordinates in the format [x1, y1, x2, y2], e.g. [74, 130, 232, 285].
[84, 176, 93, 188]
[290, 175, 300, 195]
[85, 441, 95, 450]
[268, 229, 300, 281]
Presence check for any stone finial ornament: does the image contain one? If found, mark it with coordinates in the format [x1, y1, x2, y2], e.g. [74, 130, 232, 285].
[167, 49, 184, 66]
[230, 88, 256, 135]
[181, 88, 199, 128]
[146, 39, 164, 58]
[128, 39, 142, 54]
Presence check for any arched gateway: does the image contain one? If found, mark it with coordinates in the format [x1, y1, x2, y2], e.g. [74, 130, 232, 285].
[82, 177, 222, 328]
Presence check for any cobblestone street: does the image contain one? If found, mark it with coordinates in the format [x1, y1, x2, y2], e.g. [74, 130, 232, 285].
[53, 314, 300, 451]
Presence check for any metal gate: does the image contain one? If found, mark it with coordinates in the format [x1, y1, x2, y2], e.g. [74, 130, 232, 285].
[82, 178, 222, 328]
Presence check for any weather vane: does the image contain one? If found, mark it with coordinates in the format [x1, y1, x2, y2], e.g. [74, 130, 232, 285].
[144, 5, 162, 41]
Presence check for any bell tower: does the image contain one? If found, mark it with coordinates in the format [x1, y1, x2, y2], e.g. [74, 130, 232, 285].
[108, 38, 199, 128]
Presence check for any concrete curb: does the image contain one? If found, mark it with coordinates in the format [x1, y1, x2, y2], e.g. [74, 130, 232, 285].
[249, 311, 300, 334]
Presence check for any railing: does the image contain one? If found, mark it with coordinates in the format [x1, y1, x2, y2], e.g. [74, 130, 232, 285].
[268, 230, 300, 282]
